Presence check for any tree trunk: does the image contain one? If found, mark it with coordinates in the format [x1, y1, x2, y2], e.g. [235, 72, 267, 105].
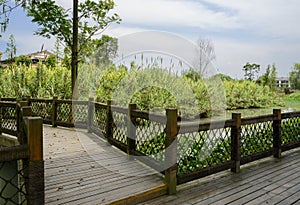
[71, 0, 79, 99]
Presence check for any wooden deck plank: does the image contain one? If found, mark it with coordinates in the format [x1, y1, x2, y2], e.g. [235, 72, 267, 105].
[43, 125, 165, 205]
[141, 148, 300, 205]
[209, 163, 300, 205]
[245, 174, 300, 205]
[175, 158, 299, 205]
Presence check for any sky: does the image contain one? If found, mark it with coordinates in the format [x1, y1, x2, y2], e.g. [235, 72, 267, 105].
[0, 0, 300, 78]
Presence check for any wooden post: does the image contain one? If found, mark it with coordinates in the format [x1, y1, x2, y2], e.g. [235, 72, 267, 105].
[22, 106, 33, 118]
[106, 100, 113, 144]
[273, 109, 282, 158]
[25, 116, 44, 205]
[165, 108, 178, 195]
[26, 96, 31, 106]
[52, 96, 58, 127]
[16, 100, 28, 143]
[20, 106, 33, 145]
[0, 102, 2, 136]
[127, 104, 137, 158]
[87, 97, 94, 133]
[231, 113, 241, 173]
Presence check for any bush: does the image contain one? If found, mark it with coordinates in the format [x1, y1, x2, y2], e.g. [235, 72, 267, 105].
[0, 64, 71, 99]
[15, 55, 31, 66]
[224, 80, 283, 109]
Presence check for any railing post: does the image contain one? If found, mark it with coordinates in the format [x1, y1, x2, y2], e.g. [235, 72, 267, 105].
[52, 96, 58, 127]
[231, 113, 241, 173]
[17, 100, 28, 143]
[106, 100, 113, 144]
[127, 104, 137, 158]
[0, 102, 2, 136]
[88, 97, 94, 133]
[26, 96, 31, 106]
[273, 109, 282, 158]
[20, 106, 33, 145]
[165, 108, 178, 195]
[25, 116, 44, 205]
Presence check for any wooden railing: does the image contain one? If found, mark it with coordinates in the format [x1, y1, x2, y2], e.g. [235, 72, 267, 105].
[1, 97, 300, 195]
[0, 101, 44, 204]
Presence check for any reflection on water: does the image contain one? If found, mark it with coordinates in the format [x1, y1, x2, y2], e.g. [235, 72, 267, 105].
[197, 102, 300, 123]
[227, 105, 300, 119]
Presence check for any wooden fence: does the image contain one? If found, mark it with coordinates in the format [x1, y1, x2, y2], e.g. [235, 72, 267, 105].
[1, 97, 300, 195]
[0, 101, 44, 204]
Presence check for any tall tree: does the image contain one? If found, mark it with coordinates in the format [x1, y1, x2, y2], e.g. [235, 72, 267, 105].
[52, 38, 63, 67]
[85, 35, 118, 67]
[26, 0, 121, 97]
[5, 34, 16, 62]
[243, 62, 260, 81]
[290, 63, 300, 89]
[259, 64, 277, 90]
[194, 37, 216, 77]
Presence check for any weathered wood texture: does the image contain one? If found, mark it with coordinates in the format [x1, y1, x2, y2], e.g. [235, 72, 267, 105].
[43, 125, 166, 205]
[140, 147, 300, 205]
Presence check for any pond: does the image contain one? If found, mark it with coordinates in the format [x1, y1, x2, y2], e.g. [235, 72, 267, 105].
[197, 101, 300, 123]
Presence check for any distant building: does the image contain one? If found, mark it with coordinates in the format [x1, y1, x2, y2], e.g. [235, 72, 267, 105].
[27, 50, 53, 64]
[0, 50, 62, 67]
[276, 77, 290, 88]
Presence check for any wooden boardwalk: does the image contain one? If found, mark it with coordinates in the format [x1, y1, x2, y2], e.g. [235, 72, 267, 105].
[141, 148, 300, 205]
[43, 125, 300, 205]
[43, 125, 166, 205]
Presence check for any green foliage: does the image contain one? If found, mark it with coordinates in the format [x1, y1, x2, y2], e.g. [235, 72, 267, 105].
[0, 64, 71, 98]
[137, 132, 165, 161]
[5, 34, 16, 62]
[84, 35, 118, 67]
[282, 117, 300, 144]
[289, 63, 300, 89]
[15, 55, 31, 66]
[224, 80, 283, 109]
[243, 62, 260, 81]
[94, 65, 281, 116]
[241, 125, 273, 156]
[45, 54, 57, 68]
[96, 66, 128, 102]
[258, 64, 277, 91]
[26, 0, 121, 60]
[283, 91, 300, 102]
[182, 68, 202, 81]
[210, 73, 234, 82]
[96, 65, 219, 118]
[177, 136, 230, 174]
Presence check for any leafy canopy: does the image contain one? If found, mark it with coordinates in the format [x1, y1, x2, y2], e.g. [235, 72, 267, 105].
[290, 63, 300, 89]
[243, 62, 260, 81]
[26, 0, 121, 53]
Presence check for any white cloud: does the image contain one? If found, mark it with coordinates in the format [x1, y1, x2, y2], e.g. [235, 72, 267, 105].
[114, 0, 241, 30]
[214, 37, 300, 78]
[113, 0, 300, 40]
[108, 0, 300, 78]
[202, 0, 300, 39]
[102, 26, 146, 38]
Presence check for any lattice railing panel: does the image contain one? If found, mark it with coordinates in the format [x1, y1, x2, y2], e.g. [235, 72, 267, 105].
[1, 107, 17, 132]
[282, 117, 300, 145]
[135, 118, 166, 161]
[112, 112, 127, 144]
[241, 121, 273, 157]
[57, 102, 72, 123]
[0, 160, 28, 205]
[31, 101, 52, 120]
[177, 127, 231, 174]
[73, 104, 88, 123]
[93, 106, 107, 136]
